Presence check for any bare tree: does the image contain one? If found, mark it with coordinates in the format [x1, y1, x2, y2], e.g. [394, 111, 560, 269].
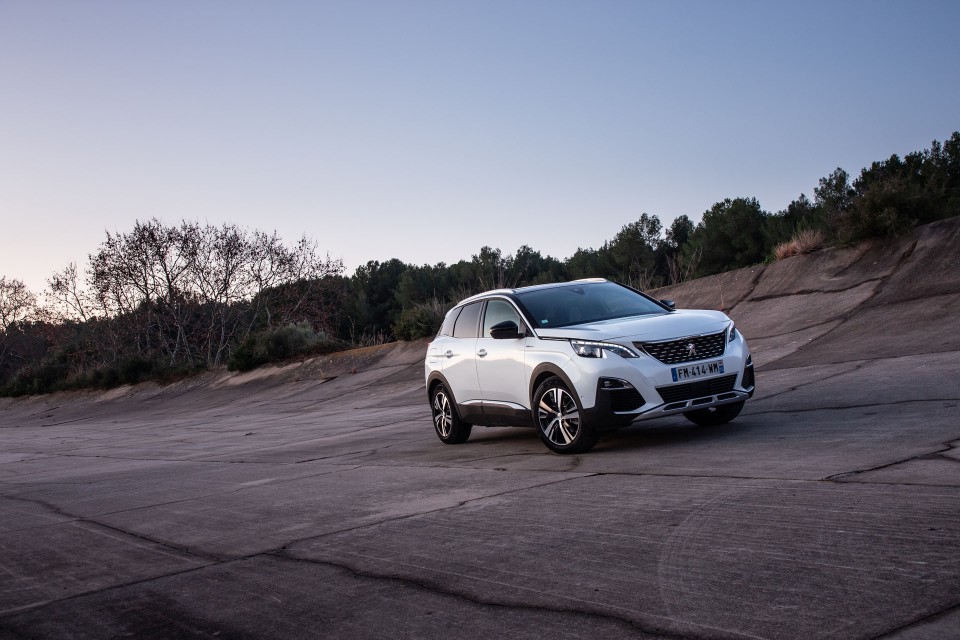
[245, 231, 343, 331]
[0, 277, 35, 331]
[46, 262, 96, 323]
[91, 219, 207, 364]
[189, 223, 252, 365]
[667, 246, 702, 285]
[86, 219, 344, 368]
[623, 269, 657, 292]
[0, 276, 37, 370]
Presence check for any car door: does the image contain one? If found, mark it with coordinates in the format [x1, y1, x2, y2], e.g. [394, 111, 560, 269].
[475, 298, 531, 424]
[440, 301, 483, 420]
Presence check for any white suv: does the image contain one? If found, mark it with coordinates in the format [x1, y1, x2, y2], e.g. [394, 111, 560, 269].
[424, 279, 754, 454]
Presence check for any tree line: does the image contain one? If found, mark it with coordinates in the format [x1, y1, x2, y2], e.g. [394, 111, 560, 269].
[1, 131, 957, 395]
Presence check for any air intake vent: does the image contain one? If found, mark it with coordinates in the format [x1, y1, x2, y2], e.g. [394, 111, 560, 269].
[656, 374, 737, 403]
[742, 365, 755, 389]
[608, 388, 645, 412]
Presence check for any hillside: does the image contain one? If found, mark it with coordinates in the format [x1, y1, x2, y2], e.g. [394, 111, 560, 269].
[654, 215, 960, 370]
[1, 217, 957, 418]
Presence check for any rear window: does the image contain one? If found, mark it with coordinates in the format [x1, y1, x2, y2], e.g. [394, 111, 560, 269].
[438, 307, 460, 336]
[452, 302, 482, 338]
[516, 282, 665, 328]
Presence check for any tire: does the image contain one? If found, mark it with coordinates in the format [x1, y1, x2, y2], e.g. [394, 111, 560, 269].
[533, 377, 598, 454]
[683, 400, 745, 427]
[431, 384, 472, 444]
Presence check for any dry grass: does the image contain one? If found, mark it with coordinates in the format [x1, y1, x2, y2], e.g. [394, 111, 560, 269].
[774, 229, 826, 260]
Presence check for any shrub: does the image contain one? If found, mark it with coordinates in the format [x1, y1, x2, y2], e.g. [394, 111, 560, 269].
[0, 359, 70, 396]
[392, 299, 447, 340]
[774, 229, 826, 260]
[228, 322, 346, 372]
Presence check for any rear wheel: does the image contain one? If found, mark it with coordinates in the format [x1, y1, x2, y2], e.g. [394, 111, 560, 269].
[533, 377, 598, 454]
[431, 384, 472, 444]
[683, 400, 744, 427]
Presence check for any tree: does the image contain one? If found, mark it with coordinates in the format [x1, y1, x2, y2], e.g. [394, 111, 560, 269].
[815, 168, 855, 238]
[606, 214, 663, 288]
[764, 194, 824, 250]
[46, 262, 96, 323]
[664, 215, 698, 284]
[927, 132, 960, 217]
[0, 277, 38, 374]
[0, 277, 35, 331]
[563, 215, 666, 288]
[565, 247, 610, 281]
[689, 198, 769, 276]
[665, 215, 694, 251]
[347, 259, 410, 341]
[87, 219, 344, 367]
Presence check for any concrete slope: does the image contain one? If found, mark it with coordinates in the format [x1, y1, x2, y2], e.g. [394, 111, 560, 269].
[653, 216, 960, 369]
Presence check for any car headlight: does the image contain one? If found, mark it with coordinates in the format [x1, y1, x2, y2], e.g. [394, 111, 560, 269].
[728, 321, 738, 343]
[570, 339, 638, 358]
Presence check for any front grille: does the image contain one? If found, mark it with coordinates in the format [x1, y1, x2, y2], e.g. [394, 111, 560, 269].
[741, 365, 755, 389]
[636, 331, 727, 365]
[656, 374, 737, 403]
[608, 388, 645, 412]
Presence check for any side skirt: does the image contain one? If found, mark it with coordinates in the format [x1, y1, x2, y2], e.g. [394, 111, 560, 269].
[458, 402, 534, 428]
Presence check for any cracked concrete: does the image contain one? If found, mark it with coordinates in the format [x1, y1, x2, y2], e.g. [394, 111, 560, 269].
[1, 218, 959, 639]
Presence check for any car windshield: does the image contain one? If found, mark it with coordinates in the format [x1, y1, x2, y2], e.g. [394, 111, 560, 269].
[516, 282, 666, 328]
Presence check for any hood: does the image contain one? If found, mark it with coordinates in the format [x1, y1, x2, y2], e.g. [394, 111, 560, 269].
[534, 309, 730, 342]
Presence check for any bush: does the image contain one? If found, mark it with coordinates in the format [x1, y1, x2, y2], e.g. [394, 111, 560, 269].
[0, 358, 70, 396]
[393, 300, 447, 340]
[82, 357, 156, 389]
[773, 229, 826, 260]
[228, 322, 346, 372]
[835, 177, 923, 243]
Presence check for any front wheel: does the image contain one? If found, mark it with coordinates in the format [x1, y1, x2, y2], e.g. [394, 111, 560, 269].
[431, 384, 472, 444]
[533, 377, 598, 454]
[683, 400, 745, 427]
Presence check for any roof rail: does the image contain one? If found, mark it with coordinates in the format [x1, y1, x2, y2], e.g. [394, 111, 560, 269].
[453, 278, 614, 306]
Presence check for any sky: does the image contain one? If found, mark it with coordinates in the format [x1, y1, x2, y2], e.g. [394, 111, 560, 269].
[1, 0, 958, 292]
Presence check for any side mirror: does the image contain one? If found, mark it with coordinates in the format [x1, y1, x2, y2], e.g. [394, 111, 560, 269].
[660, 299, 676, 310]
[490, 320, 522, 340]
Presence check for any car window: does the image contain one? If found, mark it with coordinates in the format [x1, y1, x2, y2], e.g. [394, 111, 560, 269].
[452, 302, 482, 338]
[438, 307, 460, 336]
[482, 299, 524, 337]
[516, 282, 665, 328]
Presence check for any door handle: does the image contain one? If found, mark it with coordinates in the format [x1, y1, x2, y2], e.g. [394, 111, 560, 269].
[477, 349, 487, 357]
[444, 350, 454, 358]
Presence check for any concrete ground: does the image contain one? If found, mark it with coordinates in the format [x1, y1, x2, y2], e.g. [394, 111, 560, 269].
[1, 219, 959, 639]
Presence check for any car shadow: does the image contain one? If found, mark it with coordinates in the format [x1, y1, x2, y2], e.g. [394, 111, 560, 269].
[592, 416, 760, 453]
[452, 416, 761, 455]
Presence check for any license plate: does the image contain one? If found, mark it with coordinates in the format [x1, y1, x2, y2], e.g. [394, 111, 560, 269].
[671, 359, 724, 382]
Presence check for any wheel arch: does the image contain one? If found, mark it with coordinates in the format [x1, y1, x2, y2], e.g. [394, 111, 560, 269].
[426, 371, 450, 402]
[529, 363, 579, 408]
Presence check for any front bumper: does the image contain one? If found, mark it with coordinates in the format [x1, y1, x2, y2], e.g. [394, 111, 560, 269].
[570, 343, 755, 431]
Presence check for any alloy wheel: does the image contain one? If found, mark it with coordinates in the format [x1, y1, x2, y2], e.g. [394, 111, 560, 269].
[537, 386, 581, 446]
[433, 390, 453, 438]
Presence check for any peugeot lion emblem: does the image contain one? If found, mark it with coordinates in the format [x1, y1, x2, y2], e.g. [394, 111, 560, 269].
[686, 343, 697, 357]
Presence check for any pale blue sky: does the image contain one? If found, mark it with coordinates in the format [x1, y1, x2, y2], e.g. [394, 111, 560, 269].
[2, 0, 958, 291]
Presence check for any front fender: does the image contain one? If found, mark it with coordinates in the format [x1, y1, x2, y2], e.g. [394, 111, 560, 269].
[528, 362, 580, 408]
